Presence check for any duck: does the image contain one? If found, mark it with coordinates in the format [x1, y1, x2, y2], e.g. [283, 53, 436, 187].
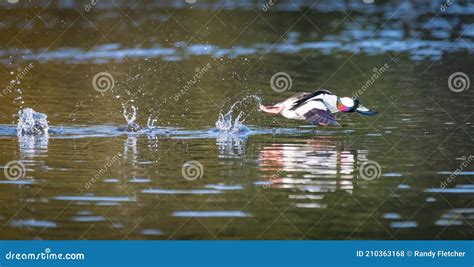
[259, 90, 377, 126]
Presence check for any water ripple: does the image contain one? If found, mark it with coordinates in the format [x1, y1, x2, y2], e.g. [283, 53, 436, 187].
[172, 211, 250, 218]
[53, 196, 136, 202]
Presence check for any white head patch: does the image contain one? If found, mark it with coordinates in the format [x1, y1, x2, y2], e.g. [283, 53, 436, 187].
[340, 97, 355, 107]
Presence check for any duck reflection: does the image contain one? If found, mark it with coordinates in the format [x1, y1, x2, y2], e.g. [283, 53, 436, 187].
[259, 137, 368, 195]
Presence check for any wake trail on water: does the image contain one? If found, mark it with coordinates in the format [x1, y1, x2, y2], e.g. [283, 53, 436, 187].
[5, 97, 321, 140]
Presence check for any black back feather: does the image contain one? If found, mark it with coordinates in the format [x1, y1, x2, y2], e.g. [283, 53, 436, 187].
[290, 90, 334, 111]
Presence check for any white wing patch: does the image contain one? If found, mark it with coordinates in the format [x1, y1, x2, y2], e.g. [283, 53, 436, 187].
[295, 99, 328, 115]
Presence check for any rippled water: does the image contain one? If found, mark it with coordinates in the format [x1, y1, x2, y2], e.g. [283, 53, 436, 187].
[0, 0, 473, 240]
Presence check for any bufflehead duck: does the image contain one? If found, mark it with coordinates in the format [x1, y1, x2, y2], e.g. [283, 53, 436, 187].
[259, 90, 377, 126]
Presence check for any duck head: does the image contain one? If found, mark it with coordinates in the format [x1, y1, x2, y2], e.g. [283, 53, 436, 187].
[337, 97, 378, 115]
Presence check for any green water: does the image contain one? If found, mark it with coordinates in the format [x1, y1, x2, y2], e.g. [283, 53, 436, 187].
[0, 1, 473, 240]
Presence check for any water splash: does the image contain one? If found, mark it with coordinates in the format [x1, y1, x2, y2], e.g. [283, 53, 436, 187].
[17, 108, 49, 135]
[215, 95, 261, 133]
[215, 109, 247, 133]
[122, 105, 140, 132]
[147, 116, 157, 129]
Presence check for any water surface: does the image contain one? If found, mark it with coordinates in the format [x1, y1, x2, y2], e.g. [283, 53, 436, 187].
[0, 0, 473, 240]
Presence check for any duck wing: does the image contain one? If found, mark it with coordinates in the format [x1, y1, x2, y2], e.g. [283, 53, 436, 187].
[290, 90, 335, 111]
[295, 99, 339, 126]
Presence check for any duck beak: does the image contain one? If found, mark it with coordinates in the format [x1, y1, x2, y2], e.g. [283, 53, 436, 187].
[259, 105, 282, 114]
[355, 104, 378, 115]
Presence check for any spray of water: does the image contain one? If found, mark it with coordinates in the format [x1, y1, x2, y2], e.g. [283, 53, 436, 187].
[122, 105, 140, 132]
[215, 95, 261, 133]
[147, 116, 157, 129]
[17, 108, 49, 135]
